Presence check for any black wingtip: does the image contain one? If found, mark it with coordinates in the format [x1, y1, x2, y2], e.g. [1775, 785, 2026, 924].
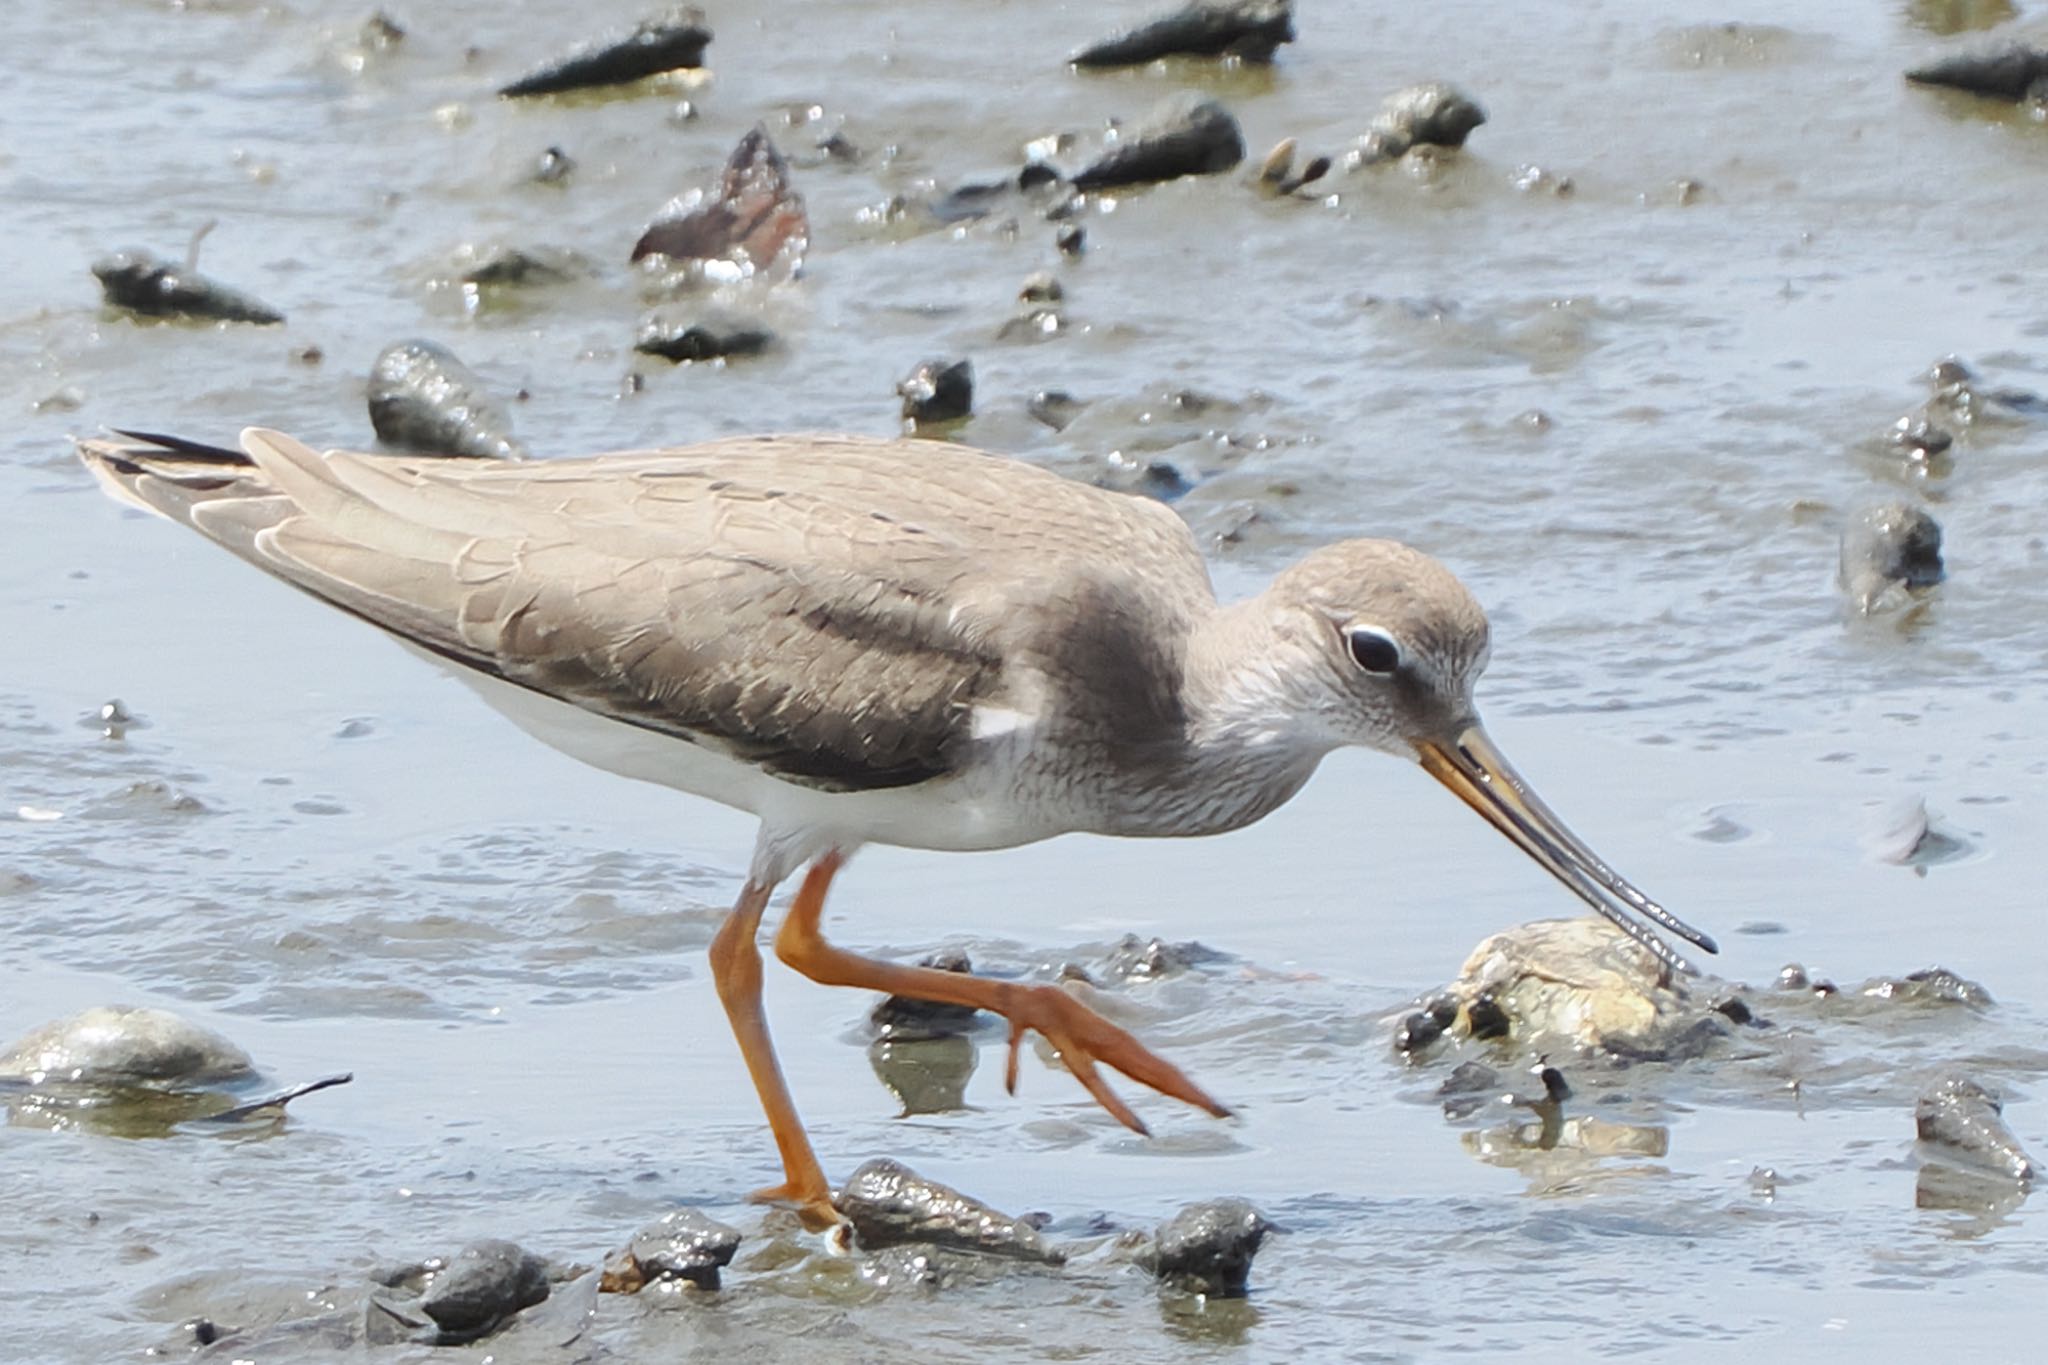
[107, 428, 253, 464]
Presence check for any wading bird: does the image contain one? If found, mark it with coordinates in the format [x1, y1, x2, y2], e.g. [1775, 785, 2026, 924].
[79, 428, 1716, 1230]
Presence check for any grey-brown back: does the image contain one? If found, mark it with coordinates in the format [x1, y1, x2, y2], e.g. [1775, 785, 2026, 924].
[78, 431, 1218, 793]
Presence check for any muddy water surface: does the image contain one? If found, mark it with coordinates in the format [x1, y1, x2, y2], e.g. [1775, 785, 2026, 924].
[7, 0, 2048, 1359]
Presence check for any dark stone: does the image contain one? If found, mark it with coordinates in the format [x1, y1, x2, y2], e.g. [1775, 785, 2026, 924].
[1465, 990, 1510, 1040]
[868, 949, 982, 1041]
[927, 165, 1072, 225]
[1017, 161, 1063, 191]
[499, 6, 712, 98]
[898, 358, 974, 423]
[1711, 995, 1754, 1025]
[1018, 271, 1064, 305]
[458, 245, 587, 288]
[931, 174, 1018, 223]
[362, 12, 404, 47]
[1056, 222, 1086, 256]
[1534, 1064, 1571, 1103]
[1905, 43, 2048, 101]
[1071, 0, 1295, 68]
[367, 340, 526, 459]
[603, 1208, 741, 1292]
[633, 315, 775, 363]
[1071, 93, 1245, 190]
[1145, 1198, 1271, 1297]
[92, 250, 283, 325]
[1916, 1076, 2037, 1181]
[1393, 1009, 1444, 1053]
[1438, 1059, 1501, 1096]
[1028, 388, 1088, 430]
[530, 146, 576, 185]
[632, 127, 808, 279]
[418, 1240, 550, 1342]
[1840, 503, 1944, 610]
[834, 1157, 1065, 1263]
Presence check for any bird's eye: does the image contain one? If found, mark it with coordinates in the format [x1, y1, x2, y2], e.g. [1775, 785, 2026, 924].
[1346, 627, 1403, 674]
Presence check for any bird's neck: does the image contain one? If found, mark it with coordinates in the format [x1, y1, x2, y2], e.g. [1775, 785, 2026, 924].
[1105, 597, 1333, 837]
[1185, 596, 1337, 759]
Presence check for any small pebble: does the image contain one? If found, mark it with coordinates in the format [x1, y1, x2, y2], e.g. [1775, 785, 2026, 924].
[898, 358, 974, 424]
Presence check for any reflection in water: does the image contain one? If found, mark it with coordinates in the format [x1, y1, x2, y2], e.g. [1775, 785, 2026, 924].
[1903, 0, 2018, 36]
[1, 1074, 350, 1138]
[868, 1035, 978, 1116]
[1915, 1161, 2031, 1239]
[1159, 1290, 1260, 1347]
[1461, 1100, 1673, 1194]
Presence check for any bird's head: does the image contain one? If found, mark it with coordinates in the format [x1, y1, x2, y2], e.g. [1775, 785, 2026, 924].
[1266, 539, 1717, 975]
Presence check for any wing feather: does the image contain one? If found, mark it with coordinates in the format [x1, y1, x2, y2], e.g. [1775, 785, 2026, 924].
[78, 429, 1218, 791]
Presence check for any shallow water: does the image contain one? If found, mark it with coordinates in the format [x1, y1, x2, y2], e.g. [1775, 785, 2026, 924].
[6, 0, 2048, 1358]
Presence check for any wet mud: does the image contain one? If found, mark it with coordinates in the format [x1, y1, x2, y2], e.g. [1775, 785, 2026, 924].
[10, 0, 2048, 1358]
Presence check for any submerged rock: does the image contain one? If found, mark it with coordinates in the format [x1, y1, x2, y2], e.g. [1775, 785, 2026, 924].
[1347, 83, 1488, 167]
[633, 126, 809, 282]
[1101, 934, 1224, 983]
[1916, 1076, 2037, 1181]
[454, 243, 591, 290]
[1920, 354, 2047, 428]
[1860, 967, 1992, 1007]
[1424, 918, 1733, 1060]
[868, 949, 983, 1042]
[93, 250, 283, 325]
[633, 314, 775, 363]
[499, 6, 712, 98]
[1071, 0, 1295, 68]
[0, 1005, 251, 1083]
[530, 145, 577, 186]
[1905, 43, 2048, 101]
[924, 165, 1071, 225]
[1140, 1198, 1272, 1297]
[418, 1240, 550, 1343]
[0, 1006, 349, 1135]
[1071, 92, 1245, 190]
[1839, 502, 1944, 613]
[1392, 995, 1461, 1055]
[834, 1158, 1065, 1263]
[367, 340, 527, 459]
[899, 358, 974, 424]
[601, 1209, 741, 1292]
[1886, 410, 1954, 461]
[1028, 388, 1089, 430]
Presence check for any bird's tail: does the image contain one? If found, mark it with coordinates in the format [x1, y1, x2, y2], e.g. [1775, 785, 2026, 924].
[76, 428, 296, 560]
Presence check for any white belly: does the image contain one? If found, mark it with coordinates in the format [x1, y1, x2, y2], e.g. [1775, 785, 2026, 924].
[431, 651, 1060, 858]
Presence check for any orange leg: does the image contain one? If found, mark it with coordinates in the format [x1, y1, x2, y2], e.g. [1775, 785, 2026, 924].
[707, 878, 841, 1231]
[774, 851, 1232, 1135]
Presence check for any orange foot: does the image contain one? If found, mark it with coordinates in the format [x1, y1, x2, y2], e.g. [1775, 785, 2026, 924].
[999, 981, 1233, 1135]
[748, 1178, 844, 1232]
